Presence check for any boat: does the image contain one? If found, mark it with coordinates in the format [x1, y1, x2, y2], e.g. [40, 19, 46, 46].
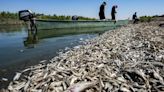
[18, 10, 129, 30]
[36, 19, 129, 30]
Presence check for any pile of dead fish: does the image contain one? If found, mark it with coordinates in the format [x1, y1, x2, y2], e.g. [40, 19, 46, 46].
[4, 22, 164, 92]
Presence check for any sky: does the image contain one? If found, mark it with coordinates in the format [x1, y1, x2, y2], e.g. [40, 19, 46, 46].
[0, 0, 164, 19]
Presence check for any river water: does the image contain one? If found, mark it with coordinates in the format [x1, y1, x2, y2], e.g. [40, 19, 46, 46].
[0, 25, 116, 88]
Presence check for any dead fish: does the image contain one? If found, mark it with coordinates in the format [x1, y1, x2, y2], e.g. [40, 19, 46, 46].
[66, 81, 98, 92]
[13, 72, 21, 81]
[70, 77, 78, 86]
[119, 87, 131, 92]
[2, 78, 8, 82]
[153, 70, 163, 82]
[50, 81, 63, 87]
[55, 87, 63, 92]
[21, 68, 31, 73]
[24, 79, 30, 91]
[40, 60, 47, 63]
[14, 82, 26, 90]
[117, 76, 127, 83]
[62, 82, 67, 90]
[104, 82, 113, 90]
[97, 64, 105, 68]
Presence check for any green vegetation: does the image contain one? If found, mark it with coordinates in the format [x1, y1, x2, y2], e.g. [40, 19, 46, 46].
[0, 11, 21, 25]
[0, 11, 96, 25]
[0, 11, 18, 19]
[77, 16, 96, 20]
[35, 13, 72, 20]
[139, 15, 164, 22]
[153, 15, 164, 17]
[35, 13, 96, 20]
[139, 16, 152, 22]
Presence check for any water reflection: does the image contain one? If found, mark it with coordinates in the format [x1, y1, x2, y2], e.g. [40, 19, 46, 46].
[38, 27, 115, 39]
[23, 27, 115, 48]
[24, 29, 38, 48]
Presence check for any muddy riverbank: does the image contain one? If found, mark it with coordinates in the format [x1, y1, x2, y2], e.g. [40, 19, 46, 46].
[2, 21, 164, 92]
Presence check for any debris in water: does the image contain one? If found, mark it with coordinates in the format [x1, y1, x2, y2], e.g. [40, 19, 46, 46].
[1, 78, 8, 82]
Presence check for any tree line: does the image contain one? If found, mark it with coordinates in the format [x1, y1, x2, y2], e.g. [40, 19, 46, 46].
[0, 11, 96, 21]
[0, 11, 19, 20]
[139, 14, 164, 22]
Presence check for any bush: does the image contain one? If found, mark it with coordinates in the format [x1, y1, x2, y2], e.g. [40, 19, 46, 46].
[139, 16, 152, 22]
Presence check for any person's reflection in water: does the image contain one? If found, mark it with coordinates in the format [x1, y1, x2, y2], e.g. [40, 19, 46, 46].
[24, 29, 38, 48]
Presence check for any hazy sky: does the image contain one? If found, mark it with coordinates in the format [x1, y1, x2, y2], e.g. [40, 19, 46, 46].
[0, 0, 163, 19]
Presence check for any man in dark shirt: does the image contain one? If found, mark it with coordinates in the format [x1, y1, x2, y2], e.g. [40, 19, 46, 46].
[132, 12, 137, 20]
[132, 12, 139, 23]
[111, 5, 118, 23]
[99, 2, 106, 20]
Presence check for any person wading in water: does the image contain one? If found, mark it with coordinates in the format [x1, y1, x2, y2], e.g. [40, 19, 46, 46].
[99, 2, 107, 20]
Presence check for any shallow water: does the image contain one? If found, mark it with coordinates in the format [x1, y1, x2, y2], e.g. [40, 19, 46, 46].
[0, 25, 115, 88]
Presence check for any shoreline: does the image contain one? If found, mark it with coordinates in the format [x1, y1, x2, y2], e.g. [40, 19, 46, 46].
[2, 21, 164, 91]
[0, 20, 24, 25]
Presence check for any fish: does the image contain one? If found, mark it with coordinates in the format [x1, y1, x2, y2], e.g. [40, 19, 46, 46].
[66, 81, 98, 92]
[13, 72, 21, 81]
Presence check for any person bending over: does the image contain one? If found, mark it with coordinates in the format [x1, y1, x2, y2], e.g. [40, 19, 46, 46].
[111, 5, 118, 23]
[99, 2, 107, 20]
[132, 12, 139, 24]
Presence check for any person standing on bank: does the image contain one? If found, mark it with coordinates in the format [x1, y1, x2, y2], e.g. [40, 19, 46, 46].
[99, 2, 107, 20]
[132, 12, 139, 24]
[111, 5, 118, 23]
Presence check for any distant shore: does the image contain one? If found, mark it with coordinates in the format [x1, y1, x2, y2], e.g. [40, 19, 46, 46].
[1, 20, 164, 91]
[0, 19, 23, 25]
[0, 11, 96, 26]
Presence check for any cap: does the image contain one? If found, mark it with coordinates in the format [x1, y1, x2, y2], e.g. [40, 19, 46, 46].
[103, 2, 106, 5]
